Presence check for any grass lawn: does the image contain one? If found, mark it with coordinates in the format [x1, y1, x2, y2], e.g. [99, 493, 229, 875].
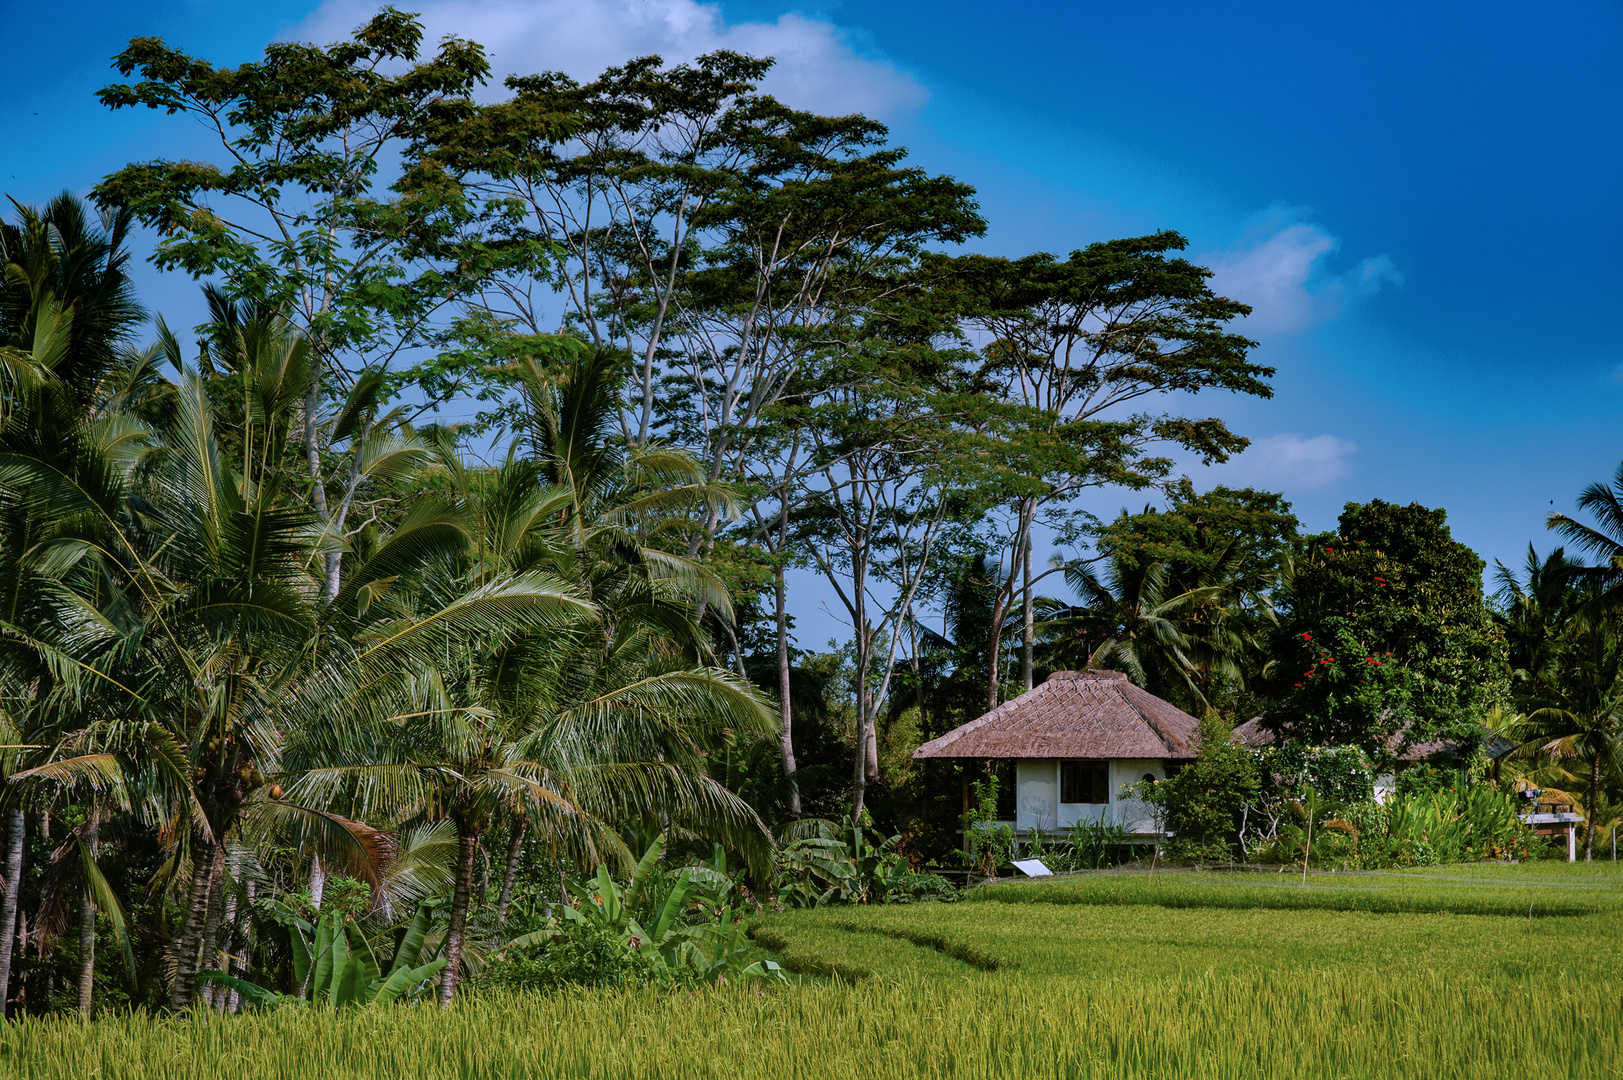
[5, 863, 1619, 1079]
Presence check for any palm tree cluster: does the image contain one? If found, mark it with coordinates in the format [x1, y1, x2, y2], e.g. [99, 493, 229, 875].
[0, 197, 775, 1015]
[1494, 470, 1623, 859]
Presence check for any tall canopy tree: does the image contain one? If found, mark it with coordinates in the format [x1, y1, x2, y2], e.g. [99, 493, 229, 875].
[795, 331, 987, 821]
[430, 52, 985, 813]
[93, 8, 494, 599]
[941, 234, 1271, 709]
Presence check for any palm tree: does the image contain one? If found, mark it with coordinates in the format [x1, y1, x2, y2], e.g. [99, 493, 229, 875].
[1507, 611, 1623, 860]
[1548, 464, 1623, 609]
[1038, 552, 1243, 707]
[1496, 551, 1623, 860]
[282, 349, 774, 1003]
[1495, 545, 1583, 684]
[0, 193, 145, 406]
[0, 193, 147, 1015]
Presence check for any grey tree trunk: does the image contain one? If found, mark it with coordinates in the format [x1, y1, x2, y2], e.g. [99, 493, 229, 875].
[850, 607, 873, 823]
[305, 369, 341, 602]
[196, 844, 228, 1011]
[775, 567, 800, 816]
[225, 876, 253, 1013]
[1021, 532, 1034, 692]
[986, 501, 1036, 710]
[169, 831, 215, 1012]
[77, 809, 99, 1016]
[211, 849, 241, 1012]
[438, 828, 480, 1006]
[494, 823, 526, 926]
[0, 809, 24, 1017]
[308, 854, 325, 910]
[1587, 752, 1600, 861]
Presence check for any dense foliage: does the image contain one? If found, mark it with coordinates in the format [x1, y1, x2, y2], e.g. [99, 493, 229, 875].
[1264, 500, 1507, 761]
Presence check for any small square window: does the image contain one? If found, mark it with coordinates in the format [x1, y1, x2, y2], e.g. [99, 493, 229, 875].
[1060, 761, 1110, 804]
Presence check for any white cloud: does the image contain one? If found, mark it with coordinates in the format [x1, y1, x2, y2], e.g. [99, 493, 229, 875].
[1206, 433, 1357, 491]
[1205, 212, 1402, 336]
[289, 0, 928, 118]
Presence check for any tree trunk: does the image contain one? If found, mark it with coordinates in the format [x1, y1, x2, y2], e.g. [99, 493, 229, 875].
[985, 503, 1034, 711]
[850, 544, 872, 822]
[985, 597, 1005, 712]
[775, 567, 800, 817]
[211, 849, 241, 1012]
[1021, 531, 1034, 692]
[197, 843, 229, 1011]
[77, 809, 99, 1016]
[0, 809, 24, 1017]
[227, 877, 254, 1013]
[851, 609, 875, 823]
[494, 823, 526, 925]
[439, 826, 480, 1007]
[308, 853, 325, 910]
[1587, 751, 1600, 861]
[305, 371, 340, 602]
[170, 830, 215, 1011]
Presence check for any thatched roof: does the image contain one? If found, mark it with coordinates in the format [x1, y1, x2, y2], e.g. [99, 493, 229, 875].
[1231, 717, 1462, 764]
[911, 670, 1199, 761]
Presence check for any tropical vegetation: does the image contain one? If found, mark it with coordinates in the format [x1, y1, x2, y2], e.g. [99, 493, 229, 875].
[0, 8, 1617, 1044]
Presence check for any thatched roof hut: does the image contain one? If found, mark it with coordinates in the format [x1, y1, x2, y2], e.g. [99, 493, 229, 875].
[912, 669, 1199, 762]
[913, 670, 1200, 835]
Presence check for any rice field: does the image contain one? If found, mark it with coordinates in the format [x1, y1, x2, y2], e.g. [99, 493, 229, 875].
[968, 859, 1623, 917]
[5, 863, 1619, 1079]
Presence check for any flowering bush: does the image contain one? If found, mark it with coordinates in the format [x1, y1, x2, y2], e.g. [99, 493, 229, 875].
[1263, 501, 1508, 760]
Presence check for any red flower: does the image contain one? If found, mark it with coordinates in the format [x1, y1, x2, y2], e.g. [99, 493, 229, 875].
[1301, 633, 1312, 641]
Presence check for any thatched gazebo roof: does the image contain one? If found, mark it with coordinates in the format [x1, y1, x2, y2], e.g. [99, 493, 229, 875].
[911, 669, 1200, 761]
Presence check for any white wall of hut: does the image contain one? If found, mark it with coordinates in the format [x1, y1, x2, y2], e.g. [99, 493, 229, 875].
[1014, 759, 1166, 834]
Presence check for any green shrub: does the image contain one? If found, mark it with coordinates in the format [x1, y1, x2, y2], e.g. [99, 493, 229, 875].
[1163, 839, 1236, 866]
[1158, 716, 1260, 854]
[480, 921, 652, 992]
[885, 873, 959, 904]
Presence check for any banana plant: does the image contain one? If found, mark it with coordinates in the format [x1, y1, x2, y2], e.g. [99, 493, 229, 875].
[520, 837, 784, 985]
[199, 899, 447, 1007]
[776, 822, 912, 907]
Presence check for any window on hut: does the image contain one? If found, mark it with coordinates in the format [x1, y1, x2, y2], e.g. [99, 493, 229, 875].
[1060, 761, 1110, 804]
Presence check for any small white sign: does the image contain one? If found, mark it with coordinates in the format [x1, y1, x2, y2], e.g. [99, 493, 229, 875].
[1011, 858, 1053, 877]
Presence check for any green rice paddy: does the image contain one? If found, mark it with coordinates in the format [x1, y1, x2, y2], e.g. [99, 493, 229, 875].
[6, 863, 1619, 1079]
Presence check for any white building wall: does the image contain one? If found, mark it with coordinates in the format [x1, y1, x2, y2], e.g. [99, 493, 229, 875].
[1014, 758, 1166, 834]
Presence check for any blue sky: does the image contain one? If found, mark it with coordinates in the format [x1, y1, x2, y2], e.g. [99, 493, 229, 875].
[4, 0, 1622, 619]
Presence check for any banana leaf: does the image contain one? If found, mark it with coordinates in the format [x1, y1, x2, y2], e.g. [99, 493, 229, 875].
[370, 958, 447, 1005]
